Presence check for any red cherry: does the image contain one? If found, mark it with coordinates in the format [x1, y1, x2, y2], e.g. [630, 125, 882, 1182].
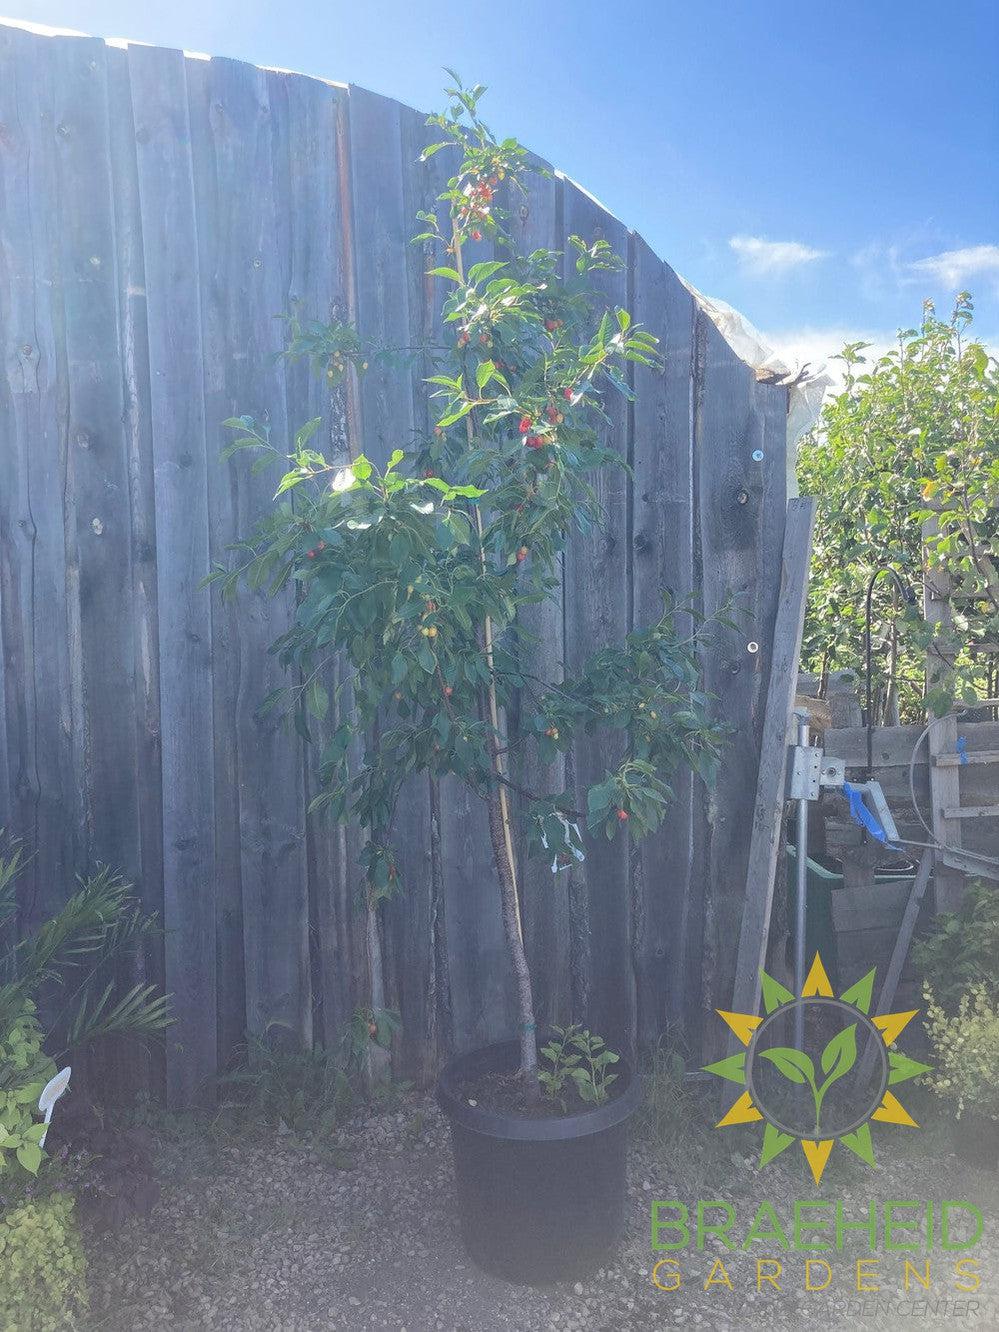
[471, 230, 482, 242]
[307, 550, 316, 559]
[546, 405, 559, 423]
[545, 318, 558, 332]
[563, 387, 573, 400]
[444, 685, 453, 697]
[518, 416, 532, 434]
[516, 546, 529, 562]
[616, 808, 629, 822]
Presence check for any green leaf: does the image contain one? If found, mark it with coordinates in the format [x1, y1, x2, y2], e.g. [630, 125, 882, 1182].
[757, 1046, 815, 1086]
[427, 266, 463, 282]
[16, 1141, 42, 1175]
[306, 681, 329, 721]
[819, 1023, 857, 1089]
[352, 455, 373, 482]
[274, 470, 308, 497]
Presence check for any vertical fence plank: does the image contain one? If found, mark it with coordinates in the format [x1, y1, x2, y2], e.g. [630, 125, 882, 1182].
[347, 85, 420, 1058]
[267, 69, 360, 1049]
[189, 54, 312, 1060]
[128, 43, 217, 1105]
[50, 35, 151, 1099]
[630, 241, 699, 1050]
[50, 34, 145, 883]
[562, 182, 635, 1053]
[106, 41, 165, 1097]
[695, 316, 788, 1058]
[383, 103, 454, 1079]
[0, 25, 81, 938]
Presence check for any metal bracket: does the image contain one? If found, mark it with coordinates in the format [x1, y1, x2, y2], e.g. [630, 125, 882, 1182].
[818, 756, 846, 789]
[787, 744, 824, 800]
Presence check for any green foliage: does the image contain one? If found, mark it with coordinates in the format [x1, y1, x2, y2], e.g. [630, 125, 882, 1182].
[0, 1192, 88, 1332]
[637, 1035, 697, 1143]
[210, 75, 724, 902]
[538, 1024, 619, 1108]
[0, 843, 171, 1061]
[797, 295, 998, 719]
[0, 999, 55, 1178]
[924, 983, 999, 1121]
[911, 880, 999, 1014]
[217, 1009, 402, 1134]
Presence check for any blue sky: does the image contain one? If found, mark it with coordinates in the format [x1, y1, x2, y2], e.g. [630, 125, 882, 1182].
[6, 1, 998, 377]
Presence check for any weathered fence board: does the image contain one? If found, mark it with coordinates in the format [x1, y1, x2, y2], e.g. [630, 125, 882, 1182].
[0, 26, 794, 1102]
[562, 182, 635, 1055]
[128, 42, 219, 1105]
[695, 316, 789, 1058]
[630, 240, 698, 1050]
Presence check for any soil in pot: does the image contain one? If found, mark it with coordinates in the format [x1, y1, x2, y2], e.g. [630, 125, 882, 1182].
[438, 1040, 641, 1284]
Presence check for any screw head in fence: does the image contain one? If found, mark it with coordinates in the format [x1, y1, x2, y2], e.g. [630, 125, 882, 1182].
[747, 641, 759, 654]
[752, 449, 765, 462]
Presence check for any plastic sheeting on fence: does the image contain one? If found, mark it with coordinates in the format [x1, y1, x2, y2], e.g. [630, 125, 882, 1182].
[680, 282, 831, 495]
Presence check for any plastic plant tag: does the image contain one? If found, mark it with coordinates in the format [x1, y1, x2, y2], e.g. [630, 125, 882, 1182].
[540, 813, 586, 874]
[38, 1066, 71, 1148]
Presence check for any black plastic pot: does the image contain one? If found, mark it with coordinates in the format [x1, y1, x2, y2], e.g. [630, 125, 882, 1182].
[437, 1039, 641, 1284]
[953, 1111, 999, 1169]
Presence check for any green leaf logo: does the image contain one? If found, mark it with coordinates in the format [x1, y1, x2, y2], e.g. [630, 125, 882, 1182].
[819, 1023, 857, 1091]
[758, 1047, 815, 1086]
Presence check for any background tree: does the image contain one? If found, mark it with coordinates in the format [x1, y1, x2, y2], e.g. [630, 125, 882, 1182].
[213, 76, 723, 1090]
[797, 295, 998, 720]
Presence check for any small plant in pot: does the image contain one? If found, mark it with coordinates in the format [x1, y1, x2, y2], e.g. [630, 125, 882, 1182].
[214, 75, 723, 1281]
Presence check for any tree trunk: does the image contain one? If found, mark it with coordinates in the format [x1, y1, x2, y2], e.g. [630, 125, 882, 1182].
[485, 784, 539, 1087]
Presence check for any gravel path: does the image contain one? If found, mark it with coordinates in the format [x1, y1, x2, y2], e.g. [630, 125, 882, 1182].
[83, 1098, 999, 1331]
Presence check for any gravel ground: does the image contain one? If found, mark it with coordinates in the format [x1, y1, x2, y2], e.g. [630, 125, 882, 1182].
[83, 1097, 999, 1331]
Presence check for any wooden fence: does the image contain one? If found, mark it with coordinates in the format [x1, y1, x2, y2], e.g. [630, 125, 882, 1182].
[0, 23, 791, 1104]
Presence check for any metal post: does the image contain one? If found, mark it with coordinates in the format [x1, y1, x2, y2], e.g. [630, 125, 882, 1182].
[794, 710, 810, 1050]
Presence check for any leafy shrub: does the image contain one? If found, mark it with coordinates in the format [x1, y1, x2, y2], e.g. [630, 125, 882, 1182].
[924, 984, 999, 1121]
[539, 1025, 618, 1108]
[217, 1009, 402, 1133]
[798, 295, 997, 719]
[912, 880, 999, 1014]
[0, 998, 56, 1177]
[0, 1192, 88, 1331]
[0, 843, 171, 1065]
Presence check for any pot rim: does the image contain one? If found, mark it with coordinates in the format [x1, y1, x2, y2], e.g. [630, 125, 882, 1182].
[436, 1038, 642, 1141]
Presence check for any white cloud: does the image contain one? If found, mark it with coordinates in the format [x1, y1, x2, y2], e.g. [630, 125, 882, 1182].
[908, 244, 999, 290]
[728, 234, 829, 277]
[762, 326, 896, 393]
